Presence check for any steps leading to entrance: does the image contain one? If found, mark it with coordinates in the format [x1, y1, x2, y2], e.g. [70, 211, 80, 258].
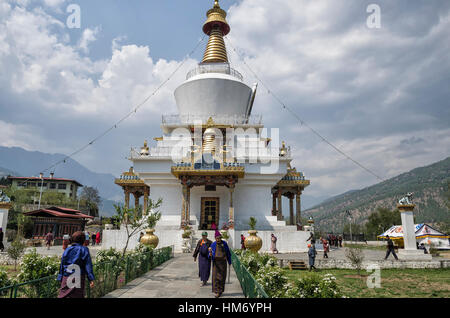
[288, 261, 307, 270]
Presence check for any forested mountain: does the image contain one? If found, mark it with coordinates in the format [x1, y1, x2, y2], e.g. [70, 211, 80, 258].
[304, 157, 450, 232]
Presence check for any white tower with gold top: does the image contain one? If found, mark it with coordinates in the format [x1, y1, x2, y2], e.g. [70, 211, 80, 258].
[104, 1, 311, 252]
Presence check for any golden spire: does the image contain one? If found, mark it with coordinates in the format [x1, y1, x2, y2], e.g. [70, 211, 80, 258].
[201, 0, 230, 64]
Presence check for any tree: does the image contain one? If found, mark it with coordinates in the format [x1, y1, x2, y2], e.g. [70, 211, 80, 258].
[345, 245, 365, 276]
[114, 198, 162, 257]
[365, 207, 401, 237]
[7, 238, 27, 270]
[80, 186, 101, 205]
[80, 186, 101, 217]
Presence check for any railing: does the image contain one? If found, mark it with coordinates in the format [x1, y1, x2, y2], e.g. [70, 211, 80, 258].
[186, 63, 243, 81]
[230, 250, 268, 298]
[161, 114, 263, 126]
[0, 246, 174, 298]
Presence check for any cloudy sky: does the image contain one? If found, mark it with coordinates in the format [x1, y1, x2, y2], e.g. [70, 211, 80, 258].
[0, 0, 449, 207]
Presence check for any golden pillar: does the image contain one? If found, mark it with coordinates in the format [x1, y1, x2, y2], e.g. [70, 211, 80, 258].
[181, 184, 187, 227]
[186, 186, 191, 225]
[143, 187, 149, 215]
[228, 185, 234, 228]
[289, 194, 294, 225]
[134, 193, 140, 210]
[277, 190, 283, 221]
[272, 192, 277, 216]
[296, 189, 302, 225]
[124, 188, 130, 209]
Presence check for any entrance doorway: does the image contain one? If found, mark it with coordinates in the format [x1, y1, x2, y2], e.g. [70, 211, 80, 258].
[200, 197, 220, 230]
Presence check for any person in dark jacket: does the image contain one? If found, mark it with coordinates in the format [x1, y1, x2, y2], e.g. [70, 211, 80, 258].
[0, 228, 4, 252]
[308, 243, 317, 271]
[208, 230, 231, 298]
[57, 231, 95, 298]
[193, 232, 212, 286]
[384, 235, 398, 260]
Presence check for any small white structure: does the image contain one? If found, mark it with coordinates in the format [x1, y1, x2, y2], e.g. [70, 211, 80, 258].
[0, 190, 11, 248]
[385, 200, 432, 259]
[378, 223, 450, 250]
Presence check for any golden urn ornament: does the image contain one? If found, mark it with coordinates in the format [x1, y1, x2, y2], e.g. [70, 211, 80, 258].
[140, 228, 159, 248]
[244, 230, 263, 252]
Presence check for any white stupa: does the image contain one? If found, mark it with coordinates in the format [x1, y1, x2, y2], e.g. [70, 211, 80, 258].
[104, 0, 311, 252]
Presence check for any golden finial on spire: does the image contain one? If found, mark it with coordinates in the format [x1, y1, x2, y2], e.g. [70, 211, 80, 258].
[201, 0, 230, 63]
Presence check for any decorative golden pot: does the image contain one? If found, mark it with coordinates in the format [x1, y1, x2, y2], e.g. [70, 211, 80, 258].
[244, 230, 262, 252]
[140, 228, 159, 248]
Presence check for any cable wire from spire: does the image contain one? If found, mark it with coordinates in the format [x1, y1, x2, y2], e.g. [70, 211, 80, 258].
[225, 36, 386, 183]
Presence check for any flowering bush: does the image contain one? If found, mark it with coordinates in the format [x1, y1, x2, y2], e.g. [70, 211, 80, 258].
[237, 251, 288, 297]
[254, 263, 289, 298]
[288, 273, 344, 298]
[17, 249, 59, 281]
[236, 250, 344, 298]
[95, 247, 125, 278]
[0, 268, 11, 288]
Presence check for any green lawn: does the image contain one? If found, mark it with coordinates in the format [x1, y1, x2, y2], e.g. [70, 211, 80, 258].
[283, 268, 450, 298]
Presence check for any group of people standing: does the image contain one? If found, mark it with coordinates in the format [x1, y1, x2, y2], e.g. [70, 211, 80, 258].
[193, 230, 231, 298]
[44, 229, 102, 250]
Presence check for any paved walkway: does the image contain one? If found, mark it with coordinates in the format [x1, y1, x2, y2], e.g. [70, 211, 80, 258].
[104, 253, 244, 298]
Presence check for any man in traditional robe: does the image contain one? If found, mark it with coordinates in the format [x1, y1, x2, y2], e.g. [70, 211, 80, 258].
[208, 230, 231, 298]
[193, 231, 212, 286]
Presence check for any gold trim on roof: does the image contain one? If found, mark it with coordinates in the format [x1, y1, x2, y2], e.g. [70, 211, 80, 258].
[171, 165, 244, 178]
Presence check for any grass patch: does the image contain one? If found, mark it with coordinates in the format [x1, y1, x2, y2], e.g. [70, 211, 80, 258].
[283, 268, 450, 298]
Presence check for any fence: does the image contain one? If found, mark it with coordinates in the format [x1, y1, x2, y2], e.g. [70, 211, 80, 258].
[0, 245, 173, 298]
[230, 250, 268, 298]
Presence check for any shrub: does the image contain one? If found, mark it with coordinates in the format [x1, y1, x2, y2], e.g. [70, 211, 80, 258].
[18, 249, 59, 281]
[248, 217, 257, 230]
[7, 238, 27, 270]
[288, 273, 344, 298]
[0, 268, 11, 288]
[345, 245, 365, 275]
[17, 249, 60, 298]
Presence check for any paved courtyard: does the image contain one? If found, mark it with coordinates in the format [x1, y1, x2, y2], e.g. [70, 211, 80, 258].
[104, 253, 244, 298]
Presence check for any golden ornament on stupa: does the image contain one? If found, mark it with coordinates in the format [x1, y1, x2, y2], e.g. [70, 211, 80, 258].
[202, 0, 230, 63]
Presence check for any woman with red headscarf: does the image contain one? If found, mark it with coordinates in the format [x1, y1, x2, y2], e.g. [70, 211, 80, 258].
[95, 231, 101, 245]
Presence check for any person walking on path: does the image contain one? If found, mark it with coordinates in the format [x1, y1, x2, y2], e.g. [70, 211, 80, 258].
[95, 231, 101, 245]
[0, 228, 4, 252]
[62, 234, 70, 250]
[240, 234, 246, 250]
[384, 235, 398, 260]
[321, 237, 329, 259]
[91, 232, 96, 246]
[208, 230, 231, 298]
[45, 230, 54, 250]
[193, 231, 212, 286]
[308, 243, 317, 271]
[270, 233, 279, 254]
[57, 231, 95, 298]
[84, 231, 90, 246]
[338, 235, 343, 247]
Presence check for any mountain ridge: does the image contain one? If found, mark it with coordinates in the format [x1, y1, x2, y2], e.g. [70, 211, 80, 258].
[304, 156, 450, 232]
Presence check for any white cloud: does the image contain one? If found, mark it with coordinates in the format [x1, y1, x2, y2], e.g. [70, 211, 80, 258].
[78, 27, 100, 54]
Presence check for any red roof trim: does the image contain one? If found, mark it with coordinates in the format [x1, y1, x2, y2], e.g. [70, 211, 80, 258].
[24, 207, 94, 219]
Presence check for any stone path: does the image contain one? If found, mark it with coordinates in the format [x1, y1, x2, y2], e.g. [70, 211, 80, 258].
[104, 253, 244, 298]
